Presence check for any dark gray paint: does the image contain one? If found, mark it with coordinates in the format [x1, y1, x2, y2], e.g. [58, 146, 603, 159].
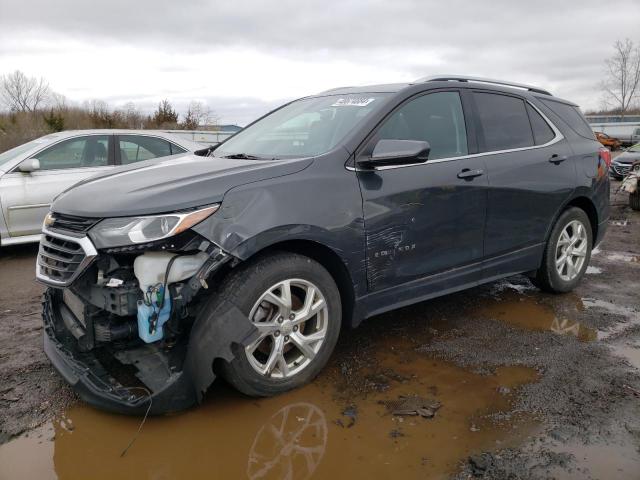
[51, 80, 610, 328]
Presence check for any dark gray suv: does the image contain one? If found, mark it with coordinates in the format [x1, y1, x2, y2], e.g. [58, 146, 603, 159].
[38, 76, 610, 414]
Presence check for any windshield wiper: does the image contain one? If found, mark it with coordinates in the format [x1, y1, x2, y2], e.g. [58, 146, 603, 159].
[222, 153, 265, 160]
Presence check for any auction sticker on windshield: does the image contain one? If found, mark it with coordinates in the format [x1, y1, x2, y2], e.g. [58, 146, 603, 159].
[331, 97, 376, 107]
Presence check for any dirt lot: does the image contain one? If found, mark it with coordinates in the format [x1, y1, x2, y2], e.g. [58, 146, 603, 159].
[0, 181, 639, 480]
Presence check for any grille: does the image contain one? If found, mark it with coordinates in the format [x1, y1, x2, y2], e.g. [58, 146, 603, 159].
[49, 213, 100, 233]
[37, 231, 97, 286]
[612, 164, 631, 176]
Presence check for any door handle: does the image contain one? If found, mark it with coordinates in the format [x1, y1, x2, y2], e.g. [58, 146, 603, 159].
[548, 154, 567, 165]
[457, 168, 484, 180]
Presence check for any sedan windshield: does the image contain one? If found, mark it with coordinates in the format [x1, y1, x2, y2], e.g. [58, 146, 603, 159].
[628, 143, 640, 152]
[214, 93, 390, 159]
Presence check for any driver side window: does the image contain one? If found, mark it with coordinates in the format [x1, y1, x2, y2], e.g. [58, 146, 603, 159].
[377, 91, 468, 160]
[35, 136, 110, 170]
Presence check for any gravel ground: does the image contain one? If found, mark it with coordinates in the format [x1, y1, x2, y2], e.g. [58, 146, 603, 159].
[0, 243, 75, 443]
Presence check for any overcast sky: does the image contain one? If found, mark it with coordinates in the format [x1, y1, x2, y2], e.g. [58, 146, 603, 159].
[1, 0, 639, 125]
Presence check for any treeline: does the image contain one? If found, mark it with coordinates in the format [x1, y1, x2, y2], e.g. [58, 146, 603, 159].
[584, 106, 640, 116]
[0, 71, 218, 153]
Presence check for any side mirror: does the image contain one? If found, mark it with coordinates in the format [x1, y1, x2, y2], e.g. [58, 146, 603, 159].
[358, 139, 430, 169]
[18, 158, 40, 173]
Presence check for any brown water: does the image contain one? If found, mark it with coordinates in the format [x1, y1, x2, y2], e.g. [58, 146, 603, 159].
[476, 291, 597, 342]
[0, 339, 539, 480]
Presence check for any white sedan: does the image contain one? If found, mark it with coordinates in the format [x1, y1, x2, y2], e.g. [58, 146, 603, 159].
[0, 130, 205, 246]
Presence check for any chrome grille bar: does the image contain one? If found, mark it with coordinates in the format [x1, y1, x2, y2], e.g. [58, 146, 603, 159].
[36, 228, 98, 287]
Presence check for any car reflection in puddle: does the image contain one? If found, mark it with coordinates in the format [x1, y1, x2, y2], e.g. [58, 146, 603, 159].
[476, 289, 597, 342]
[247, 402, 327, 480]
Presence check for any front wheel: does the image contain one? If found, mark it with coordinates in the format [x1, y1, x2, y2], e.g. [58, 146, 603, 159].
[532, 207, 593, 293]
[219, 252, 341, 397]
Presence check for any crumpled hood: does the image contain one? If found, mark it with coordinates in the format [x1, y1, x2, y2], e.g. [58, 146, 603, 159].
[52, 154, 312, 217]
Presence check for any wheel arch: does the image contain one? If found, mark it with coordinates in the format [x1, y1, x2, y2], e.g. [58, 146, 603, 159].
[235, 238, 357, 329]
[563, 195, 599, 246]
[543, 194, 599, 251]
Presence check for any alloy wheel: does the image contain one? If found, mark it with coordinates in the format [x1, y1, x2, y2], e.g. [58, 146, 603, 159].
[245, 279, 329, 379]
[555, 220, 588, 281]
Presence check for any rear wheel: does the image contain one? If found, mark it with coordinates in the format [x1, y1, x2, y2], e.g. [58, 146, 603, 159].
[220, 252, 341, 397]
[532, 207, 592, 293]
[630, 190, 640, 211]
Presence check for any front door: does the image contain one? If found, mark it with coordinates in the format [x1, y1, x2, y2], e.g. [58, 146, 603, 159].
[356, 90, 488, 292]
[0, 134, 113, 237]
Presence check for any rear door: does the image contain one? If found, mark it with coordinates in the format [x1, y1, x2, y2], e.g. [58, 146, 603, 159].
[356, 90, 488, 292]
[0, 135, 114, 237]
[471, 91, 575, 278]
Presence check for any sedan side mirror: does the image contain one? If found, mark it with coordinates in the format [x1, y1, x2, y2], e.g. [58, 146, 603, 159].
[18, 158, 41, 173]
[358, 139, 430, 169]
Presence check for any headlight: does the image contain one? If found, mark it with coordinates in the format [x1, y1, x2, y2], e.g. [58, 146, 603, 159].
[89, 205, 219, 248]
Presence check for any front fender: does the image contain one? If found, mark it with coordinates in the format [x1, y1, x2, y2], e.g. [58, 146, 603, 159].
[191, 161, 367, 296]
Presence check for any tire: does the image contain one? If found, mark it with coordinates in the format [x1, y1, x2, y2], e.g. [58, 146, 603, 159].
[217, 252, 341, 397]
[532, 207, 593, 294]
[630, 190, 640, 211]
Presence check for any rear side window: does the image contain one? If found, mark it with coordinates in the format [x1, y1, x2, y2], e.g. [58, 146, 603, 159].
[170, 144, 187, 155]
[474, 92, 534, 151]
[377, 91, 468, 160]
[539, 99, 594, 140]
[118, 135, 172, 164]
[526, 104, 555, 145]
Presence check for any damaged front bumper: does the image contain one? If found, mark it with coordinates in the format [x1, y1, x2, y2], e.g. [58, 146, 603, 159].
[38, 225, 258, 415]
[43, 288, 197, 414]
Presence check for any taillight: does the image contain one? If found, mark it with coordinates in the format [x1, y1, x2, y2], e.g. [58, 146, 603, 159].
[599, 147, 612, 168]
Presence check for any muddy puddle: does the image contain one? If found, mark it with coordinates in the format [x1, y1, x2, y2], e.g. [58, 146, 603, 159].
[0, 336, 539, 480]
[476, 286, 640, 376]
[476, 290, 597, 342]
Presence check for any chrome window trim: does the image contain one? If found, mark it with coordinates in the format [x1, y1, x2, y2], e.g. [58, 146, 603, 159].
[347, 100, 563, 172]
[35, 227, 98, 287]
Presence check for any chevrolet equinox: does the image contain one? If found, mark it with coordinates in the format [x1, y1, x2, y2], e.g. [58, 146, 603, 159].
[38, 76, 610, 414]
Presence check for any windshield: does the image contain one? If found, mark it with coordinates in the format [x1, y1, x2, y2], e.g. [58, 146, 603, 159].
[215, 93, 390, 159]
[0, 136, 57, 167]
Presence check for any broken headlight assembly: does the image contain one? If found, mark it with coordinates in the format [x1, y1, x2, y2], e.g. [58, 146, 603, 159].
[88, 205, 219, 248]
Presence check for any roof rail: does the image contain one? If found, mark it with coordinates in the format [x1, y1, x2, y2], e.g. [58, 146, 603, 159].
[415, 75, 552, 96]
[318, 86, 356, 94]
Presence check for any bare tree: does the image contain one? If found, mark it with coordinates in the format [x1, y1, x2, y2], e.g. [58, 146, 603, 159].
[180, 101, 218, 129]
[602, 39, 640, 119]
[119, 102, 143, 129]
[0, 70, 52, 112]
[51, 92, 69, 111]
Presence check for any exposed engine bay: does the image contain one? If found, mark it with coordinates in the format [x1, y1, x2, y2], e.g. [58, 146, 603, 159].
[40, 224, 258, 414]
